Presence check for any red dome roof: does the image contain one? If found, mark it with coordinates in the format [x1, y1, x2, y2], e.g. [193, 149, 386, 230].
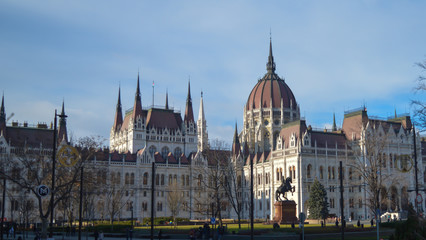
[246, 40, 297, 111]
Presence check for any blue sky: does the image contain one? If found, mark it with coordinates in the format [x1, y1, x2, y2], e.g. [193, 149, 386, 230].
[1, 0, 425, 146]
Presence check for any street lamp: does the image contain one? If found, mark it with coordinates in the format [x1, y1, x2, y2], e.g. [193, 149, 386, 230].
[50, 109, 67, 237]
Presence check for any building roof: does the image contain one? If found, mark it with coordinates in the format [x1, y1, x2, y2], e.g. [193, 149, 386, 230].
[6, 126, 54, 149]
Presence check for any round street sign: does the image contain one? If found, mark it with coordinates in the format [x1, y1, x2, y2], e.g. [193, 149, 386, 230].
[416, 194, 423, 204]
[37, 185, 50, 198]
[57, 145, 79, 167]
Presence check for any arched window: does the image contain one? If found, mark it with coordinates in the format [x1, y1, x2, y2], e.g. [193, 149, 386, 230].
[181, 175, 185, 186]
[289, 167, 292, 179]
[389, 154, 393, 168]
[307, 164, 312, 178]
[161, 147, 170, 159]
[174, 147, 182, 159]
[273, 132, 280, 150]
[130, 173, 135, 185]
[143, 172, 148, 185]
[197, 174, 203, 186]
[155, 174, 159, 185]
[276, 168, 280, 181]
[149, 146, 157, 158]
[161, 174, 165, 185]
[349, 168, 353, 180]
[332, 167, 335, 179]
[174, 174, 177, 184]
[125, 173, 130, 185]
[328, 166, 331, 179]
[292, 166, 296, 180]
[186, 175, 190, 186]
[237, 175, 242, 188]
[169, 174, 173, 185]
[320, 166, 324, 179]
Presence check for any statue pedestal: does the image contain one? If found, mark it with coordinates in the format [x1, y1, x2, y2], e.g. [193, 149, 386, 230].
[273, 200, 298, 224]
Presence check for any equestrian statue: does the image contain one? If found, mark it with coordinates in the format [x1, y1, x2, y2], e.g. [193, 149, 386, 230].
[275, 177, 295, 201]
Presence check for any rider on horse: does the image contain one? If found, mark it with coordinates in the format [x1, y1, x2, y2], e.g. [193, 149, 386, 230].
[275, 177, 294, 201]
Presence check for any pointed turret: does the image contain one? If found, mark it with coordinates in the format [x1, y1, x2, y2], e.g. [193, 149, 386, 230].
[132, 73, 143, 122]
[266, 38, 276, 73]
[113, 86, 123, 131]
[165, 90, 169, 110]
[232, 122, 241, 157]
[332, 113, 337, 131]
[197, 91, 208, 151]
[0, 93, 5, 123]
[0, 94, 6, 135]
[57, 100, 68, 144]
[184, 80, 194, 125]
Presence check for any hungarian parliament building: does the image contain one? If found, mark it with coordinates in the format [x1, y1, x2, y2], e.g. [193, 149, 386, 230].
[0, 40, 425, 224]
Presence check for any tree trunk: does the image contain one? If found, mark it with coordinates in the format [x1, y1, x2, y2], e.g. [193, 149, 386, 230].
[41, 217, 49, 239]
[237, 213, 241, 229]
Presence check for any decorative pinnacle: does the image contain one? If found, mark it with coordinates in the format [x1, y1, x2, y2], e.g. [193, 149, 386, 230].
[266, 38, 276, 73]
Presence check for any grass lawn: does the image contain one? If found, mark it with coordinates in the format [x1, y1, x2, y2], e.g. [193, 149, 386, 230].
[133, 222, 389, 235]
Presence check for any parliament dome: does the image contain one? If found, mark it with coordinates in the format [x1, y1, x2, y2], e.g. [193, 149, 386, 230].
[246, 41, 297, 111]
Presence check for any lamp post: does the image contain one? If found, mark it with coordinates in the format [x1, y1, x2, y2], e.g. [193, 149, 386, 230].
[1, 154, 10, 240]
[50, 109, 67, 237]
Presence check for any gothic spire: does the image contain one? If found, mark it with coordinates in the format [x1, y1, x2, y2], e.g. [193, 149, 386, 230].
[184, 80, 194, 124]
[0, 93, 6, 135]
[57, 100, 68, 144]
[197, 91, 208, 151]
[113, 86, 123, 131]
[266, 38, 276, 73]
[332, 113, 337, 131]
[132, 73, 143, 122]
[165, 89, 169, 110]
[0, 93, 5, 123]
[198, 91, 205, 122]
[232, 122, 241, 157]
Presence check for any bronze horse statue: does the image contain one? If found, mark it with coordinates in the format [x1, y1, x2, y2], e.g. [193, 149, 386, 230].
[275, 177, 294, 201]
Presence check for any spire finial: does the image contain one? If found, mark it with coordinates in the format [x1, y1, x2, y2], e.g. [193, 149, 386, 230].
[266, 37, 276, 73]
[165, 89, 169, 110]
[332, 113, 337, 131]
[0, 92, 5, 121]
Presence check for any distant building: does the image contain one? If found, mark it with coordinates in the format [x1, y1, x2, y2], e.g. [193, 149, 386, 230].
[0, 40, 425, 224]
[234, 39, 425, 221]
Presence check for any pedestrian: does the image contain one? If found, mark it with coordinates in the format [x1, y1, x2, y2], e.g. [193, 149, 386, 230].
[158, 229, 162, 240]
[189, 229, 195, 240]
[357, 219, 360, 227]
[9, 225, 14, 239]
[99, 231, 104, 240]
[204, 224, 210, 240]
[370, 218, 374, 227]
[217, 226, 224, 240]
[335, 219, 338, 227]
[94, 229, 99, 240]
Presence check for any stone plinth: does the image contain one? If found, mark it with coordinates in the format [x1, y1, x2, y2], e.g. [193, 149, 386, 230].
[273, 200, 298, 224]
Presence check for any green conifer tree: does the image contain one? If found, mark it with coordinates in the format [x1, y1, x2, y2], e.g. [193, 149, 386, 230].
[307, 179, 329, 221]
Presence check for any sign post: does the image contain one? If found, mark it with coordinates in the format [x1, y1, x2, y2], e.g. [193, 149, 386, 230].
[299, 212, 306, 240]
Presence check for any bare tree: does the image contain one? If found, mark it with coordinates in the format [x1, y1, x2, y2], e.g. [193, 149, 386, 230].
[104, 185, 129, 225]
[166, 181, 183, 228]
[222, 155, 243, 229]
[349, 123, 400, 218]
[0, 135, 104, 239]
[194, 139, 230, 226]
[412, 58, 426, 131]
